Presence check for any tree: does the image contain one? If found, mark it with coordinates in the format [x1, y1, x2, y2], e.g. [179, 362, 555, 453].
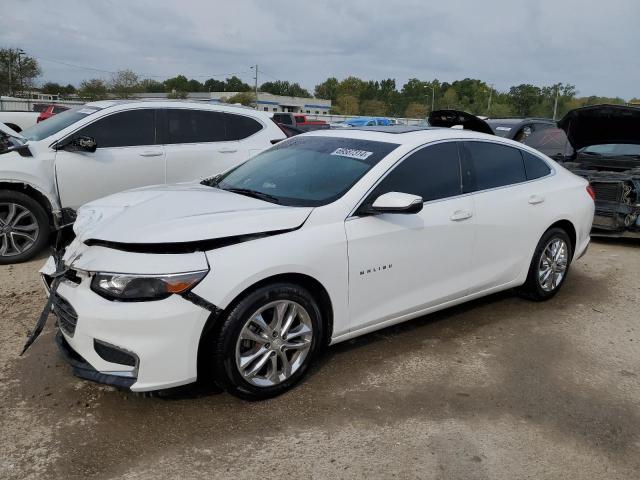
[187, 78, 203, 92]
[41, 82, 64, 95]
[404, 102, 427, 118]
[204, 78, 225, 91]
[139, 78, 165, 93]
[442, 88, 459, 109]
[78, 78, 108, 100]
[360, 99, 388, 116]
[334, 94, 359, 115]
[110, 69, 140, 99]
[314, 77, 339, 101]
[167, 90, 188, 99]
[260, 80, 310, 97]
[508, 84, 542, 116]
[163, 75, 190, 94]
[225, 76, 251, 92]
[0, 48, 42, 96]
[227, 92, 255, 107]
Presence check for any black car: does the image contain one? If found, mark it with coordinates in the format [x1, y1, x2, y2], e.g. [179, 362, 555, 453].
[558, 104, 640, 237]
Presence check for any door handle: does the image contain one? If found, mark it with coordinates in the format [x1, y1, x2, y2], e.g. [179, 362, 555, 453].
[450, 210, 473, 221]
[139, 150, 163, 157]
[528, 194, 545, 205]
[218, 148, 238, 153]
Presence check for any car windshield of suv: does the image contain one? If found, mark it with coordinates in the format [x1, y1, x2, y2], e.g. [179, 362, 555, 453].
[20, 106, 104, 142]
[209, 136, 399, 207]
[579, 144, 640, 156]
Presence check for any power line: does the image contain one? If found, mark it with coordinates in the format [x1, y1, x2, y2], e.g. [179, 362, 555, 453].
[33, 55, 252, 80]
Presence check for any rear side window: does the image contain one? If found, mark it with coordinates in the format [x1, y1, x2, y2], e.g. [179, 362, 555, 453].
[371, 142, 462, 202]
[522, 151, 551, 179]
[225, 113, 263, 140]
[273, 113, 291, 125]
[75, 109, 155, 148]
[463, 142, 526, 191]
[166, 109, 225, 144]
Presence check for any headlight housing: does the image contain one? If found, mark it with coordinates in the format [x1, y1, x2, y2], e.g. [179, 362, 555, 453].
[90, 271, 208, 302]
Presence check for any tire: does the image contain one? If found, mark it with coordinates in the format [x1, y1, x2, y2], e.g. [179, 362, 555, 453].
[519, 227, 573, 301]
[0, 191, 50, 264]
[209, 282, 324, 400]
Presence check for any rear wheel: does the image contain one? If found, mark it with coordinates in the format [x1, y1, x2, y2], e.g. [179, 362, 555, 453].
[210, 283, 323, 400]
[520, 227, 572, 301]
[0, 191, 50, 264]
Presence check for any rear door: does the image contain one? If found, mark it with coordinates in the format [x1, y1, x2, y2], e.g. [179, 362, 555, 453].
[462, 141, 553, 292]
[55, 108, 164, 209]
[163, 109, 263, 183]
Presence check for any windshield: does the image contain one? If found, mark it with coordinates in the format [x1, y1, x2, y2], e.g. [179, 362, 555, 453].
[579, 144, 640, 156]
[210, 136, 399, 207]
[20, 106, 103, 142]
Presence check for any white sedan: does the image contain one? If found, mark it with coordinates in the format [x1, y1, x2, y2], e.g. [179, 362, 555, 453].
[37, 126, 594, 400]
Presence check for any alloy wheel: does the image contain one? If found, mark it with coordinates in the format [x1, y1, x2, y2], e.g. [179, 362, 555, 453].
[0, 203, 40, 257]
[235, 300, 313, 387]
[537, 238, 568, 292]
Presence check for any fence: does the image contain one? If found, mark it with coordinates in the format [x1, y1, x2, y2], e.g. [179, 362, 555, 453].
[0, 96, 85, 112]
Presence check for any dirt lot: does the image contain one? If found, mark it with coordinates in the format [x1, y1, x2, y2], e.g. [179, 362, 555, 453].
[1, 239, 639, 480]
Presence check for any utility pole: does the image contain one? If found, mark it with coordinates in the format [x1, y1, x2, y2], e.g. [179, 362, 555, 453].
[252, 64, 259, 110]
[552, 84, 560, 120]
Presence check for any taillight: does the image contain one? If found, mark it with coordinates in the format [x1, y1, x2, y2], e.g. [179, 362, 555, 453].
[586, 185, 595, 201]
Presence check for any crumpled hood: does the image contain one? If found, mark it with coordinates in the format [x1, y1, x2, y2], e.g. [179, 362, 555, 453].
[557, 104, 640, 150]
[74, 183, 313, 245]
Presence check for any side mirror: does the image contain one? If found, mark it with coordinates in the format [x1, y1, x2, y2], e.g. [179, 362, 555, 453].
[60, 136, 97, 153]
[371, 192, 423, 214]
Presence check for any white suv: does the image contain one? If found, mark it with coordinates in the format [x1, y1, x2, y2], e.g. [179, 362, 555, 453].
[0, 100, 285, 263]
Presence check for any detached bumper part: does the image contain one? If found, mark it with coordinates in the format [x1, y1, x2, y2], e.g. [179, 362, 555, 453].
[55, 332, 136, 389]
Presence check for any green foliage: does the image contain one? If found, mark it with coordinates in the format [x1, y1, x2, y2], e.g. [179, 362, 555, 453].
[226, 92, 255, 107]
[78, 78, 108, 100]
[167, 90, 188, 99]
[0, 48, 42, 95]
[334, 94, 359, 115]
[110, 69, 140, 99]
[139, 78, 165, 93]
[260, 80, 310, 97]
[41, 82, 76, 97]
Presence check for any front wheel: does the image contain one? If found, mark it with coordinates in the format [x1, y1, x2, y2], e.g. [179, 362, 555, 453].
[0, 191, 50, 264]
[210, 283, 324, 400]
[519, 227, 572, 301]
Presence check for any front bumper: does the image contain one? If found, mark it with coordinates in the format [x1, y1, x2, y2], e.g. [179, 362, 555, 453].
[42, 257, 213, 392]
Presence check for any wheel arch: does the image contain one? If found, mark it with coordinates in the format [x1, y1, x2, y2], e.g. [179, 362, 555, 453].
[547, 219, 576, 258]
[0, 181, 56, 229]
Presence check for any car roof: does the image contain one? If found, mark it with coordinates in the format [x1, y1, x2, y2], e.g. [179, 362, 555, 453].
[84, 99, 272, 119]
[302, 125, 506, 148]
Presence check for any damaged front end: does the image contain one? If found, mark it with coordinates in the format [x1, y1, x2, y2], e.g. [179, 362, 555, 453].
[558, 105, 640, 236]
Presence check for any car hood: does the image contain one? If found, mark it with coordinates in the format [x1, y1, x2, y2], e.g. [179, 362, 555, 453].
[557, 104, 640, 150]
[74, 183, 313, 247]
[428, 110, 494, 135]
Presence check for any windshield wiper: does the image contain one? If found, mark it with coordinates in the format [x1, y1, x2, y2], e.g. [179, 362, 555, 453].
[223, 187, 281, 204]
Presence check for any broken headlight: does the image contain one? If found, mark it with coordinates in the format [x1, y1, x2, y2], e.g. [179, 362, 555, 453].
[91, 271, 208, 302]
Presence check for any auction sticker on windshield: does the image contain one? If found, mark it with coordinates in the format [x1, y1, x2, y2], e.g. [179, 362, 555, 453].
[331, 148, 374, 160]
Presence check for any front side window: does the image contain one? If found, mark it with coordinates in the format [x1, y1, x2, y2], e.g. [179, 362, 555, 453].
[369, 142, 462, 203]
[22, 106, 104, 142]
[225, 113, 263, 140]
[166, 109, 225, 144]
[463, 141, 526, 191]
[210, 136, 399, 207]
[74, 109, 155, 148]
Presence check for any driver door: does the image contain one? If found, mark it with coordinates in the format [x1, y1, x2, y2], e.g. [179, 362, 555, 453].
[345, 141, 475, 332]
[55, 108, 165, 209]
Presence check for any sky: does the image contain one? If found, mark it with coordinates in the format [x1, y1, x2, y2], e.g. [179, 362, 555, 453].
[1, 0, 639, 99]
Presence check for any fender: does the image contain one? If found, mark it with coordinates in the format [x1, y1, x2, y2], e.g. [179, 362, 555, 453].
[0, 177, 63, 227]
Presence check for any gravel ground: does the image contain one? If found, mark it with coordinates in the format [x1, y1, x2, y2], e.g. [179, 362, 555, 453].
[1, 239, 639, 480]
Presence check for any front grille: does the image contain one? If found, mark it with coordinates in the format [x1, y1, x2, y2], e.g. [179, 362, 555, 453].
[52, 293, 78, 336]
[591, 182, 622, 202]
[94, 340, 137, 367]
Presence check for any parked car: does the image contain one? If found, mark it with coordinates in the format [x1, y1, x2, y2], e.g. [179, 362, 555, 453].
[557, 104, 640, 237]
[275, 123, 305, 137]
[37, 104, 70, 123]
[429, 110, 571, 160]
[0, 110, 39, 132]
[0, 100, 285, 263]
[271, 113, 329, 131]
[35, 126, 593, 400]
[343, 117, 393, 127]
